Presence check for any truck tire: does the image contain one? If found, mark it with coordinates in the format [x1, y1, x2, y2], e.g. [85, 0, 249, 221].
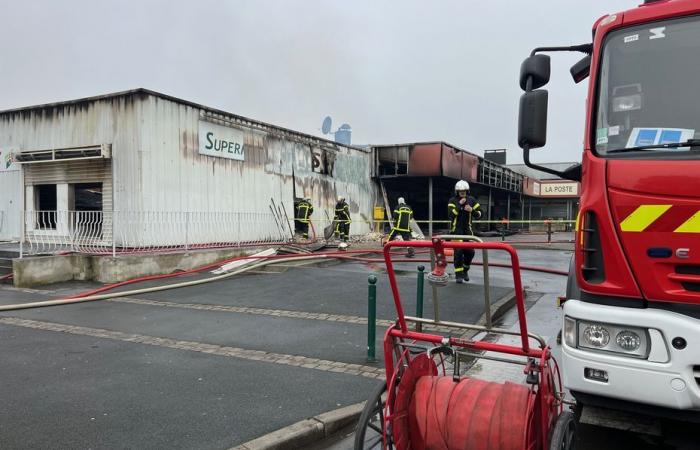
[549, 410, 577, 450]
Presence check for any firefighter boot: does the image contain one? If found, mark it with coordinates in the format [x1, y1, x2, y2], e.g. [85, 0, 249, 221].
[455, 271, 464, 284]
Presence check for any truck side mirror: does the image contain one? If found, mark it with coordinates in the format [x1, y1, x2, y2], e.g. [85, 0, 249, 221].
[518, 90, 548, 149]
[519, 55, 551, 91]
[570, 54, 591, 83]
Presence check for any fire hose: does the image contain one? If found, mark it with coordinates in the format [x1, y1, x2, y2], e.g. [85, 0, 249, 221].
[0, 248, 567, 312]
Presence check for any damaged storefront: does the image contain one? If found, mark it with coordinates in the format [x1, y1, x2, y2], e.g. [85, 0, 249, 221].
[0, 89, 376, 253]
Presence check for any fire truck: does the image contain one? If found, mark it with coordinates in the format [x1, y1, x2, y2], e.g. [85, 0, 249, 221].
[518, 0, 700, 438]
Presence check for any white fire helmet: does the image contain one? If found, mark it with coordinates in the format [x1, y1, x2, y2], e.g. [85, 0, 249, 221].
[455, 180, 470, 192]
[337, 195, 345, 202]
[398, 197, 405, 205]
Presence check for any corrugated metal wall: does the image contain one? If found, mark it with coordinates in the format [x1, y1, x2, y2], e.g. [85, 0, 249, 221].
[131, 95, 375, 239]
[0, 92, 376, 245]
[0, 171, 20, 240]
[0, 97, 138, 242]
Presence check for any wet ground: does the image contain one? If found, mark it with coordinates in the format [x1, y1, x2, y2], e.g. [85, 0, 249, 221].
[0, 247, 541, 449]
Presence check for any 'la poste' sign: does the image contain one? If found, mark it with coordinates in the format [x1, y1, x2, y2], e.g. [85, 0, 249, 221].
[198, 121, 245, 161]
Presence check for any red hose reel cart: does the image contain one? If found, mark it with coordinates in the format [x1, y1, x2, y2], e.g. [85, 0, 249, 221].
[355, 238, 575, 450]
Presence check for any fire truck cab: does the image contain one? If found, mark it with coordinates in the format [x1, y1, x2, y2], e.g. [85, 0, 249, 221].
[518, 0, 700, 435]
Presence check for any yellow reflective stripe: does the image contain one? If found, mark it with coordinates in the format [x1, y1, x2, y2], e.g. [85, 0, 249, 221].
[619, 205, 671, 232]
[576, 211, 584, 248]
[575, 211, 581, 232]
[675, 210, 700, 233]
[454, 267, 464, 272]
[473, 203, 480, 209]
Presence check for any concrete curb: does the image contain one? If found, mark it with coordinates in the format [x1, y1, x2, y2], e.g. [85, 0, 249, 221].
[230, 289, 520, 450]
[230, 401, 365, 450]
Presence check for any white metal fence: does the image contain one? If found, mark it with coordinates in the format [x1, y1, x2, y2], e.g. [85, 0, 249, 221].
[20, 210, 293, 256]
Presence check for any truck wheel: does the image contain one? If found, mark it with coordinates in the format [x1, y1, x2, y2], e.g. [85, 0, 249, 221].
[550, 410, 577, 450]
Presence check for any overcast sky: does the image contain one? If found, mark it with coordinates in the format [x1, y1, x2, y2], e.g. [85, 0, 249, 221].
[0, 0, 634, 164]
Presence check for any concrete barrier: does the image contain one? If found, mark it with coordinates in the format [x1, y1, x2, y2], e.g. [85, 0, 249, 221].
[12, 247, 266, 287]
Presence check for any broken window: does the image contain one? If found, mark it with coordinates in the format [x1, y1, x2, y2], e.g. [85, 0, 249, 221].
[35, 184, 57, 229]
[73, 183, 103, 212]
[72, 183, 103, 238]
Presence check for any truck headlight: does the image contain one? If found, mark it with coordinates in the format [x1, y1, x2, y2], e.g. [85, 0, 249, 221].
[616, 330, 641, 352]
[583, 324, 610, 348]
[568, 317, 650, 358]
[563, 316, 577, 348]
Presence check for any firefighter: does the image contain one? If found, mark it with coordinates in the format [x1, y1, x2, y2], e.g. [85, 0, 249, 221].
[334, 196, 351, 242]
[388, 197, 415, 257]
[448, 180, 482, 283]
[294, 197, 313, 239]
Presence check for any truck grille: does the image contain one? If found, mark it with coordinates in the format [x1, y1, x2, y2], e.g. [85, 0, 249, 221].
[674, 266, 700, 292]
[582, 212, 605, 283]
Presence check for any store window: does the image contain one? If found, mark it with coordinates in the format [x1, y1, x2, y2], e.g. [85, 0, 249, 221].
[73, 183, 103, 212]
[35, 184, 57, 229]
[72, 183, 103, 238]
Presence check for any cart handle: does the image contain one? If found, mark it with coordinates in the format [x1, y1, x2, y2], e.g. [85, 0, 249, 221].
[383, 238, 531, 354]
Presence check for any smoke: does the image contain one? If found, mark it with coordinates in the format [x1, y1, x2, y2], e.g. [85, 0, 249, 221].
[0, 0, 631, 163]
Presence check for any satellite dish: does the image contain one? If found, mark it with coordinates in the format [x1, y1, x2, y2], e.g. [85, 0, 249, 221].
[322, 116, 332, 135]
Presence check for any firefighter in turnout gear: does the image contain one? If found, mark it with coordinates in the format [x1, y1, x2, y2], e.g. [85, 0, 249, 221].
[448, 180, 482, 283]
[388, 197, 415, 257]
[334, 196, 351, 242]
[294, 197, 313, 239]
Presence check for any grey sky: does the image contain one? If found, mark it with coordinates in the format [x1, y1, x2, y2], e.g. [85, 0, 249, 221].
[1, 0, 633, 164]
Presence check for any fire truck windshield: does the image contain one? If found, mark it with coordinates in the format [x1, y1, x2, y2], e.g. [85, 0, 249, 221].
[594, 15, 700, 157]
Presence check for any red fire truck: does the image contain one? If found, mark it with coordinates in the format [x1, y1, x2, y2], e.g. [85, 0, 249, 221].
[518, 0, 700, 437]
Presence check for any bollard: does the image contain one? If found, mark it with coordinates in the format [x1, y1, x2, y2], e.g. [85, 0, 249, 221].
[547, 220, 552, 243]
[416, 265, 425, 318]
[416, 265, 425, 332]
[367, 275, 377, 362]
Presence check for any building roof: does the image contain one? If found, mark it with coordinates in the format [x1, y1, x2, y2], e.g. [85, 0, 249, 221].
[507, 162, 580, 180]
[0, 88, 367, 152]
[372, 140, 482, 161]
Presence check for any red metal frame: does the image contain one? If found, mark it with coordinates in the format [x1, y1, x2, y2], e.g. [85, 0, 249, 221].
[377, 238, 561, 449]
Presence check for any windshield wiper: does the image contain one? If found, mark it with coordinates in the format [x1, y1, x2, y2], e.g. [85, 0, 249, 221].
[607, 139, 700, 154]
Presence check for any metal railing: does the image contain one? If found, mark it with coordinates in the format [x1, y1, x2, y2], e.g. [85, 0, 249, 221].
[20, 210, 290, 257]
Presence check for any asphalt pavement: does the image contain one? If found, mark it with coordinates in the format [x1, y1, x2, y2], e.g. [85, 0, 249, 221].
[0, 252, 525, 449]
[322, 250, 698, 450]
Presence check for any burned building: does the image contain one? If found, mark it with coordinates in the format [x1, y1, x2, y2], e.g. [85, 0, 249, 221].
[0, 89, 376, 249]
[373, 142, 525, 233]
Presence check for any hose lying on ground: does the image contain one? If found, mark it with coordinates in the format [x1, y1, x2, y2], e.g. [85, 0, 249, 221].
[0, 247, 567, 312]
[0, 253, 330, 312]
